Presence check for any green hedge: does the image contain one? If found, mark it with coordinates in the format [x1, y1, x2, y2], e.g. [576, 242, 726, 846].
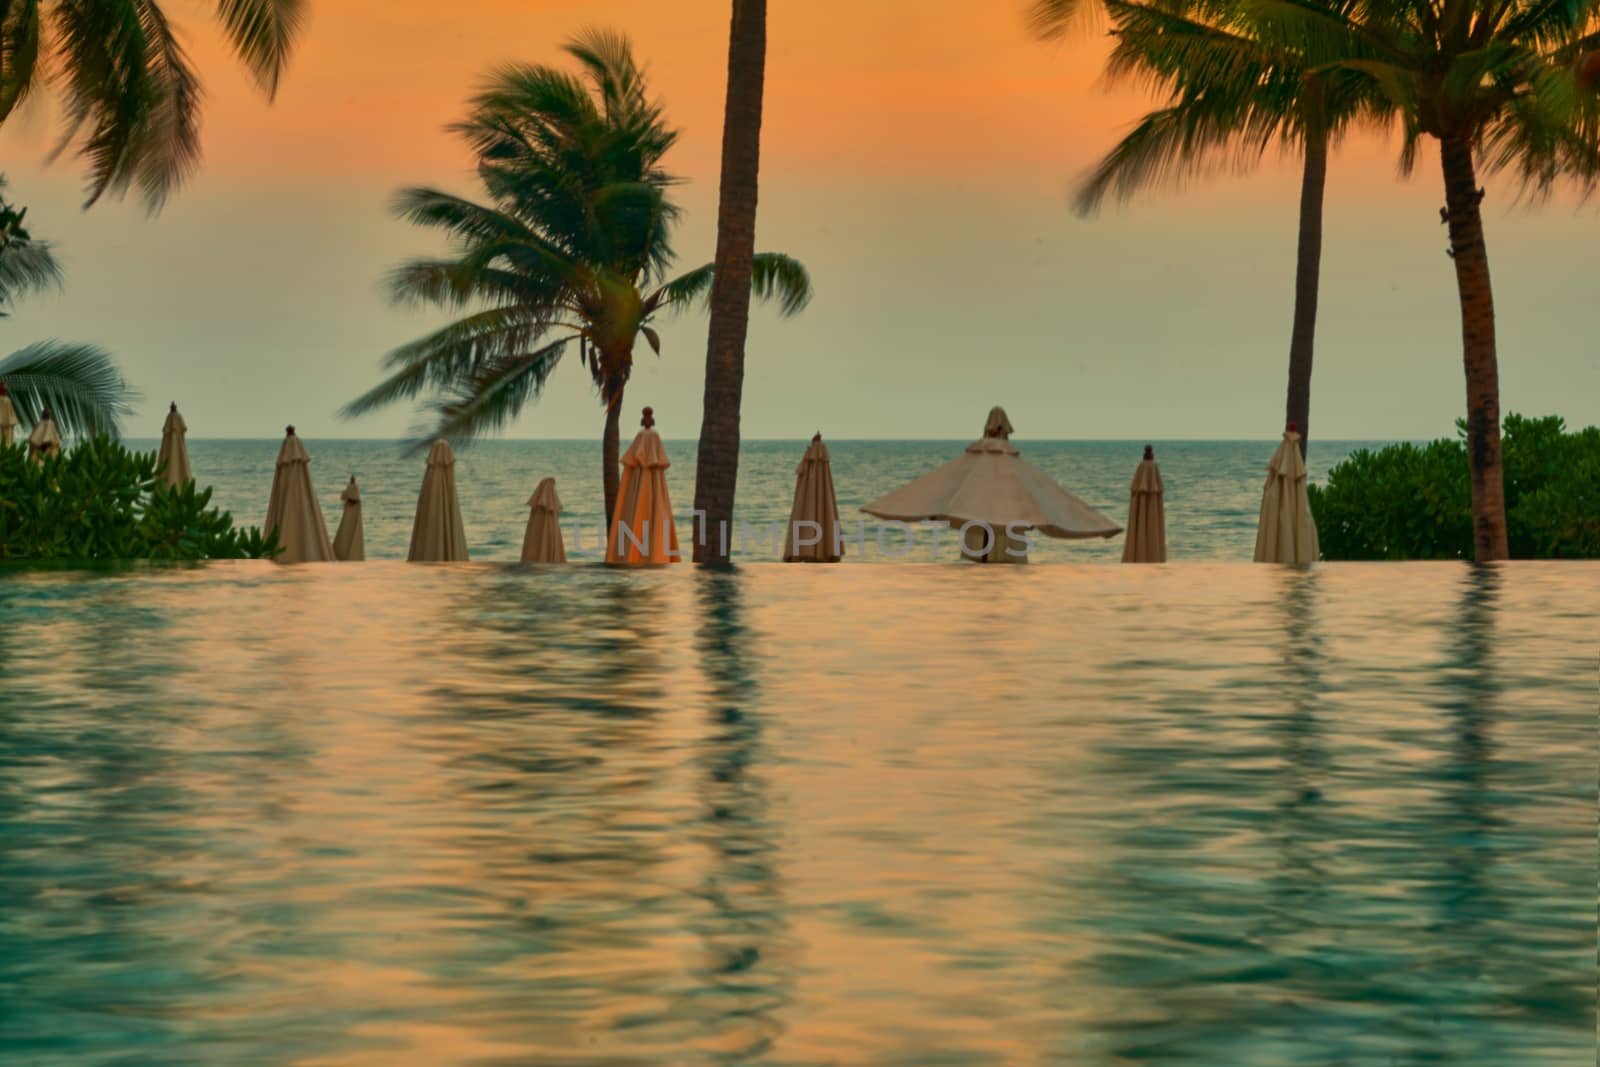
[0, 436, 279, 561]
[1310, 415, 1600, 559]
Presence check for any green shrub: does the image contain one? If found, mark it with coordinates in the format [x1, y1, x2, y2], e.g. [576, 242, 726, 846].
[1310, 414, 1600, 560]
[0, 435, 279, 561]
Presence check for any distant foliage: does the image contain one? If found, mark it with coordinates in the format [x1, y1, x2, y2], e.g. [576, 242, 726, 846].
[0, 436, 279, 561]
[1311, 416, 1600, 560]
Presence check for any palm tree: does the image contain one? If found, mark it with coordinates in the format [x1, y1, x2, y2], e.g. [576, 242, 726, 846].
[692, 0, 770, 564]
[1247, 0, 1599, 560]
[342, 31, 811, 530]
[0, 0, 304, 209]
[1033, 0, 1378, 456]
[0, 178, 134, 437]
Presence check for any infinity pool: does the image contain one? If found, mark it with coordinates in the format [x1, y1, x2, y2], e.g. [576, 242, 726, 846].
[0, 563, 1592, 1066]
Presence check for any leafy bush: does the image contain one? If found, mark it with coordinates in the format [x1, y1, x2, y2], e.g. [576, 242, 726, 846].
[0, 436, 279, 561]
[1310, 415, 1600, 559]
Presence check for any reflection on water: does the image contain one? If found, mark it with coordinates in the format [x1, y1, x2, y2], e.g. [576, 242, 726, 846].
[0, 563, 1593, 1066]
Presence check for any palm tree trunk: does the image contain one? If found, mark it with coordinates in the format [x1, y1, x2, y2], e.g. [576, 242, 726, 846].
[602, 388, 624, 549]
[1285, 129, 1327, 458]
[1438, 134, 1509, 561]
[692, 0, 767, 565]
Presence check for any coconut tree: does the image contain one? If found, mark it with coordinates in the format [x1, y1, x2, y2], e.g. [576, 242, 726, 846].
[343, 31, 811, 530]
[0, 178, 133, 436]
[0, 0, 304, 209]
[692, 0, 769, 564]
[1245, 0, 1599, 560]
[1035, 0, 1381, 455]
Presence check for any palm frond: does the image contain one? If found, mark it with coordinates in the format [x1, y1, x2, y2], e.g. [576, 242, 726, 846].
[410, 336, 572, 448]
[342, 306, 559, 418]
[0, 0, 43, 121]
[0, 235, 62, 310]
[0, 341, 137, 437]
[750, 252, 814, 316]
[215, 0, 304, 97]
[648, 253, 812, 317]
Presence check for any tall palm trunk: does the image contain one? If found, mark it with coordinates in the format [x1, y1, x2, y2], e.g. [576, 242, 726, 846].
[692, 0, 767, 564]
[1284, 128, 1328, 457]
[602, 386, 625, 547]
[1438, 133, 1509, 561]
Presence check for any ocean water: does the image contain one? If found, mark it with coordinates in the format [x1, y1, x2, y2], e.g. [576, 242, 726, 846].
[0, 562, 1593, 1066]
[127, 437, 1374, 562]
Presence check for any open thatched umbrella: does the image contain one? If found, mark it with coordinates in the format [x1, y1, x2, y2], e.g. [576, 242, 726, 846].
[1122, 445, 1167, 563]
[0, 383, 17, 447]
[409, 439, 469, 562]
[1254, 425, 1319, 564]
[264, 426, 334, 563]
[26, 406, 60, 463]
[157, 402, 192, 488]
[863, 406, 1120, 563]
[784, 433, 842, 562]
[521, 477, 566, 563]
[606, 407, 680, 564]
[333, 476, 365, 561]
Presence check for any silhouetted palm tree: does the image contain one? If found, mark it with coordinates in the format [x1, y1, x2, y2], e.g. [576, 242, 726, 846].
[343, 31, 810, 528]
[1250, 0, 1599, 560]
[693, 0, 771, 564]
[0, 178, 134, 437]
[1035, 0, 1382, 455]
[0, 0, 304, 209]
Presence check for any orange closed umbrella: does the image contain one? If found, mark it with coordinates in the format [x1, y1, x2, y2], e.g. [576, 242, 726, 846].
[606, 407, 680, 564]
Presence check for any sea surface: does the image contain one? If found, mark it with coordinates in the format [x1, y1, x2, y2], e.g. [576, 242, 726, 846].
[0, 561, 1593, 1066]
[126, 438, 1379, 562]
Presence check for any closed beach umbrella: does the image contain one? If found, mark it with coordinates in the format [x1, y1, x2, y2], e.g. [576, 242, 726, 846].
[264, 426, 335, 563]
[26, 406, 61, 463]
[157, 402, 192, 487]
[1122, 445, 1167, 563]
[862, 406, 1121, 563]
[521, 477, 566, 563]
[409, 439, 469, 562]
[333, 476, 365, 561]
[606, 407, 680, 564]
[784, 433, 842, 562]
[0, 383, 17, 447]
[1254, 425, 1319, 564]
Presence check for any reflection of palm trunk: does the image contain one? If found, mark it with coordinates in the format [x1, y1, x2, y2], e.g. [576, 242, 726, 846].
[1265, 573, 1331, 939]
[689, 573, 789, 1058]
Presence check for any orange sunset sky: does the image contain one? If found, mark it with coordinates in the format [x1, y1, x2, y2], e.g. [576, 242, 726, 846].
[0, 0, 1593, 441]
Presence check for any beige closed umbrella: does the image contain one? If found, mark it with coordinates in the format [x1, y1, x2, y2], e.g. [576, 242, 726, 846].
[863, 406, 1121, 563]
[0, 383, 18, 447]
[26, 406, 61, 463]
[1254, 425, 1319, 563]
[264, 426, 335, 563]
[784, 433, 843, 562]
[409, 439, 469, 562]
[521, 477, 566, 563]
[1122, 445, 1167, 563]
[333, 476, 365, 561]
[157, 402, 192, 488]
